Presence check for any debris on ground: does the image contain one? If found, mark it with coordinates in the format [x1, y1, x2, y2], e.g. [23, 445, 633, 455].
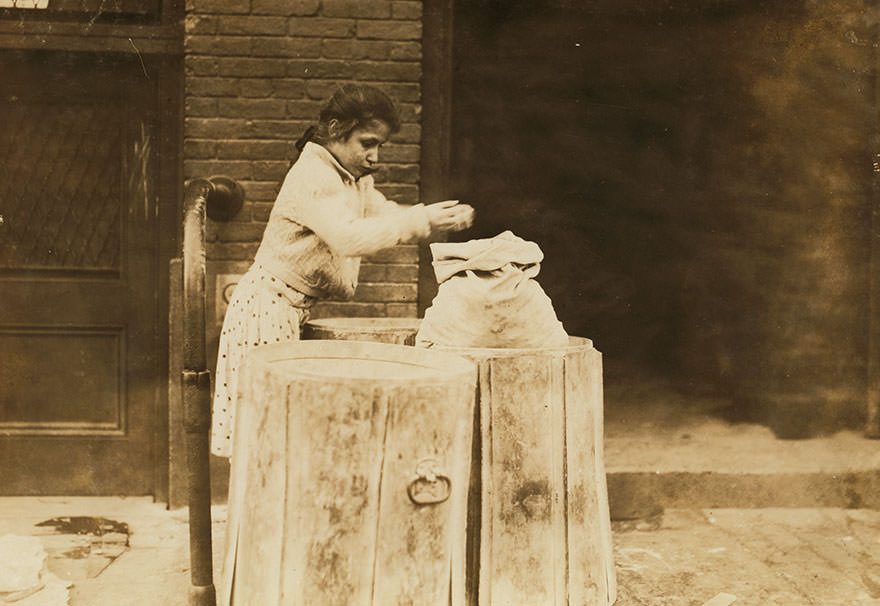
[862, 566, 880, 598]
[702, 592, 737, 606]
[0, 534, 70, 605]
[33, 517, 130, 583]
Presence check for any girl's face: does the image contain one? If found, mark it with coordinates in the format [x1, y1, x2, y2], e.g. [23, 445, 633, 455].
[325, 119, 391, 179]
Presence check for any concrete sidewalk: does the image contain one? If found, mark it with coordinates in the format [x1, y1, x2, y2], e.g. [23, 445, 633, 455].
[1, 497, 879, 605]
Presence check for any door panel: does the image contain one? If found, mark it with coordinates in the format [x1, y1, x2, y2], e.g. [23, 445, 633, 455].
[0, 50, 159, 494]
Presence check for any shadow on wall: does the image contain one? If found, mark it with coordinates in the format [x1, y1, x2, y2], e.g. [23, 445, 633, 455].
[450, 0, 874, 437]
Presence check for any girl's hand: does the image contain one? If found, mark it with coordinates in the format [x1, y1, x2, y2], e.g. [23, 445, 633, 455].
[426, 200, 474, 232]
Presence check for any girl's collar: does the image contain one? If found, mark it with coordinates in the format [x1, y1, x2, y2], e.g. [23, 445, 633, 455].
[303, 141, 359, 184]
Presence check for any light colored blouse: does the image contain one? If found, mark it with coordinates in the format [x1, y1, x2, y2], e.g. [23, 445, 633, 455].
[254, 142, 431, 300]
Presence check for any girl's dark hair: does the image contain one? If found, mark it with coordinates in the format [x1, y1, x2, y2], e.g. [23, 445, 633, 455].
[297, 85, 400, 149]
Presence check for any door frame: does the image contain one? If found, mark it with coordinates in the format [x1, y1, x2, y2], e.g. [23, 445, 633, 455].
[868, 32, 880, 438]
[152, 51, 184, 502]
[418, 0, 455, 314]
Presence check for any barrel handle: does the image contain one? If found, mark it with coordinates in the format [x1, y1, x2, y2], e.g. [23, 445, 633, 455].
[407, 458, 451, 505]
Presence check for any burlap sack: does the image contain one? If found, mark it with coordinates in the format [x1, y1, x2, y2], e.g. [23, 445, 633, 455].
[416, 231, 569, 348]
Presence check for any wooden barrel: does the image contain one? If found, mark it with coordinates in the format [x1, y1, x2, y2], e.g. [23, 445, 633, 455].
[220, 340, 476, 606]
[437, 337, 617, 606]
[303, 317, 422, 345]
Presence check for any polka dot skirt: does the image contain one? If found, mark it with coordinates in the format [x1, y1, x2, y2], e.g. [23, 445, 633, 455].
[210, 264, 314, 457]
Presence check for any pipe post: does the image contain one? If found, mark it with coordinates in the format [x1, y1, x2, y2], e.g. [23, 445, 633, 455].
[181, 176, 244, 605]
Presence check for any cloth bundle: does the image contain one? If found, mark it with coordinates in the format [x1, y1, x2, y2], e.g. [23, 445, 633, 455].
[416, 231, 569, 348]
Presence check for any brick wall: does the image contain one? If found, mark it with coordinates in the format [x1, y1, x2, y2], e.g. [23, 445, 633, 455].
[183, 0, 425, 322]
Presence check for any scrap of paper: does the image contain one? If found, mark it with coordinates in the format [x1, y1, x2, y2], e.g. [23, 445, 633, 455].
[702, 593, 737, 606]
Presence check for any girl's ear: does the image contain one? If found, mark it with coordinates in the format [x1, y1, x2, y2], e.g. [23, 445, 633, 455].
[326, 118, 342, 140]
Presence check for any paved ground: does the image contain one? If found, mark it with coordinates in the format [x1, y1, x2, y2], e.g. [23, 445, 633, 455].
[603, 376, 880, 518]
[3, 376, 878, 604]
[612, 508, 880, 605]
[2, 497, 880, 605]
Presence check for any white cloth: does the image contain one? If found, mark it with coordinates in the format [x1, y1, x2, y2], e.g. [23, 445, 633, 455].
[416, 231, 569, 349]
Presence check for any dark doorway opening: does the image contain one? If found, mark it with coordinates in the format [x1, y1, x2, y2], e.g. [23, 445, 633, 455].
[447, 1, 874, 439]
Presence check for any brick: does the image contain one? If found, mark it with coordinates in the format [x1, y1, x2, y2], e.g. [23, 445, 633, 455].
[286, 59, 354, 79]
[187, 35, 251, 56]
[380, 82, 420, 102]
[218, 57, 287, 77]
[243, 119, 310, 139]
[389, 41, 420, 60]
[215, 222, 266, 242]
[391, 1, 421, 20]
[185, 117, 249, 139]
[215, 140, 288, 160]
[184, 138, 216, 158]
[186, 56, 219, 76]
[192, 0, 246, 13]
[187, 77, 240, 97]
[356, 20, 421, 40]
[288, 17, 355, 38]
[238, 79, 275, 98]
[252, 0, 319, 16]
[304, 79, 342, 99]
[391, 122, 421, 143]
[321, 39, 392, 60]
[252, 160, 291, 181]
[387, 164, 420, 183]
[311, 301, 386, 317]
[355, 283, 417, 302]
[379, 143, 419, 163]
[207, 242, 259, 261]
[321, 0, 391, 19]
[241, 182, 281, 203]
[385, 303, 418, 317]
[286, 99, 325, 119]
[217, 98, 287, 119]
[352, 60, 421, 81]
[186, 97, 218, 117]
[185, 14, 217, 35]
[385, 263, 418, 282]
[306, 79, 417, 102]
[358, 263, 386, 282]
[217, 16, 288, 36]
[365, 244, 418, 263]
[251, 36, 322, 58]
[374, 163, 418, 183]
[272, 79, 307, 99]
[396, 102, 421, 121]
[184, 159, 252, 180]
[250, 201, 275, 220]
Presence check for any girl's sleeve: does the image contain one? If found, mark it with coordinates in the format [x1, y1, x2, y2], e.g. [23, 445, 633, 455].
[296, 185, 431, 257]
[364, 183, 405, 216]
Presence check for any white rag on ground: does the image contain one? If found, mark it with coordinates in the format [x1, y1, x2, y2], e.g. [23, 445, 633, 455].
[0, 535, 70, 605]
[416, 231, 569, 348]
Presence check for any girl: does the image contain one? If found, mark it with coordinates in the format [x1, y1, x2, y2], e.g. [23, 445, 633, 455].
[210, 84, 473, 458]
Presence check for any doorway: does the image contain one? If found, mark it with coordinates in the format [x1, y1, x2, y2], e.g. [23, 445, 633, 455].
[0, 50, 169, 494]
[443, 0, 874, 438]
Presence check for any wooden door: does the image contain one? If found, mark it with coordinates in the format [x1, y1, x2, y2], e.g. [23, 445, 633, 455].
[0, 50, 161, 495]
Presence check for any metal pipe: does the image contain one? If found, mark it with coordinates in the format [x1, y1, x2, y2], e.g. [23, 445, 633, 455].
[181, 176, 244, 605]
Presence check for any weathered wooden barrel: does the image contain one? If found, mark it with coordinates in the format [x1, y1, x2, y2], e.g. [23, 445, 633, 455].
[303, 317, 422, 345]
[436, 337, 617, 606]
[220, 340, 476, 606]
